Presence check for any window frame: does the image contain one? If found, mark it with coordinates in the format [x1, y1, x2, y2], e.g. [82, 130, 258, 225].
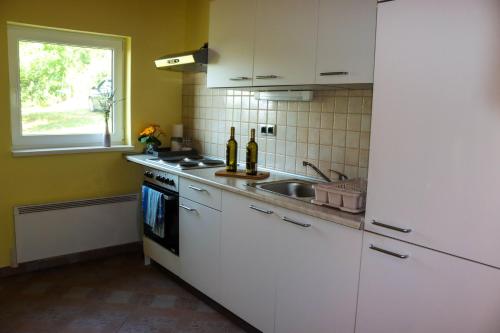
[7, 23, 126, 150]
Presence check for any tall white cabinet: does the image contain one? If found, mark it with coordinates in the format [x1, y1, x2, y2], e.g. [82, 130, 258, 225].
[365, 0, 500, 268]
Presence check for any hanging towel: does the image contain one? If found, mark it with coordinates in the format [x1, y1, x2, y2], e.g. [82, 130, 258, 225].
[142, 185, 165, 238]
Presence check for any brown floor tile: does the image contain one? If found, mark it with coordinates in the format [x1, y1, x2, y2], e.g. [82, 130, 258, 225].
[0, 253, 249, 333]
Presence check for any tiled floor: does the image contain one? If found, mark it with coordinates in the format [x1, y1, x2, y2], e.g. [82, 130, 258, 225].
[0, 253, 247, 333]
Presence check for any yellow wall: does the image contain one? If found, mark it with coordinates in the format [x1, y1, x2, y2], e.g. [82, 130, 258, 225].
[0, 0, 188, 268]
[185, 0, 209, 50]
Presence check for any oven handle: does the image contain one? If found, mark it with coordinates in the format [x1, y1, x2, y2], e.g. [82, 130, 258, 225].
[163, 194, 177, 201]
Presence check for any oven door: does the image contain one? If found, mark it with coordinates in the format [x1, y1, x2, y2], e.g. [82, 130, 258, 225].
[142, 181, 179, 256]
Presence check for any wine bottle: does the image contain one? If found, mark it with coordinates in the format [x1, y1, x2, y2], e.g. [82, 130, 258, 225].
[226, 126, 238, 172]
[246, 128, 258, 175]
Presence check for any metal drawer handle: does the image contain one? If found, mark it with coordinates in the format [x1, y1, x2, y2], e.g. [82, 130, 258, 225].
[255, 75, 279, 79]
[369, 244, 409, 259]
[180, 204, 197, 212]
[249, 204, 273, 215]
[188, 185, 207, 192]
[230, 76, 251, 81]
[282, 216, 311, 228]
[320, 71, 349, 76]
[372, 221, 412, 233]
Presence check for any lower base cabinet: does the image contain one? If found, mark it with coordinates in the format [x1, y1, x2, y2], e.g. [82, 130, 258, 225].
[274, 207, 362, 333]
[220, 192, 278, 333]
[356, 232, 500, 333]
[220, 191, 363, 333]
[179, 197, 221, 301]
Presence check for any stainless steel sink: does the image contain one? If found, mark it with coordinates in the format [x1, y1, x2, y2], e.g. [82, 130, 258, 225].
[249, 179, 317, 201]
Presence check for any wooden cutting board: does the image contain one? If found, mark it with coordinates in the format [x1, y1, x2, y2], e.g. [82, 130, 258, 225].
[215, 169, 270, 180]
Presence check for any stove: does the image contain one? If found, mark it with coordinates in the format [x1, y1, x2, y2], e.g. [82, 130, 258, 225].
[148, 154, 225, 170]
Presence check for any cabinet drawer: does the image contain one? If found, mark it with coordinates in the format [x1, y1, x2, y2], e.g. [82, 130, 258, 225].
[356, 232, 500, 333]
[179, 178, 222, 210]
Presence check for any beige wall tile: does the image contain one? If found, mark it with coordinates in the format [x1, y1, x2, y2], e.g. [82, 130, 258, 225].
[309, 113, 321, 128]
[182, 73, 372, 179]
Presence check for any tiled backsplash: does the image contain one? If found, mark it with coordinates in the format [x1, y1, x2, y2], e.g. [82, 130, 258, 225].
[182, 73, 372, 180]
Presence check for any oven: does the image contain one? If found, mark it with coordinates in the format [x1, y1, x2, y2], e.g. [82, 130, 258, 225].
[142, 167, 179, 256]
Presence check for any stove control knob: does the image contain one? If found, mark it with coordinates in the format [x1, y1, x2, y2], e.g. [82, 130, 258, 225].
[168, 179, 176, 186]
[144, 171, 153, 178]
[155, 175, 162, 181]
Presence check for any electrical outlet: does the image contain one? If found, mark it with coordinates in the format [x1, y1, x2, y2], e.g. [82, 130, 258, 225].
[266, 125, 276, 136]
[259, 124, 276, 136]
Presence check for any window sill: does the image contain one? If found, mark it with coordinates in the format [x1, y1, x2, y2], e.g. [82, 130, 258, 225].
[12, 145, 135, 157]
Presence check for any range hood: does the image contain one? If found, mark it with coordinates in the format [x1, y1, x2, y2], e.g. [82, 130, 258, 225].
[154, 43, 208, 72]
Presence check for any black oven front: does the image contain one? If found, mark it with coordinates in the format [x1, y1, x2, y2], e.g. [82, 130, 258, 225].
[142, 168, 179, 256]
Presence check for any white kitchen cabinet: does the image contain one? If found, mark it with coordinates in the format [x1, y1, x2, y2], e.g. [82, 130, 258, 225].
[207, 0, 256, 88]
[365, 0, 500, 267]
[315, 0, 376, 84]
[179, 197, 221, 301]
[252, 0, 319, 86]
[356, 232, 500, 333]
[274, 207, 362, 333]
[220, 192, 278, 333]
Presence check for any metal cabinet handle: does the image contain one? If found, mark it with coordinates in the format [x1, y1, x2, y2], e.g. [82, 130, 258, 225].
[230, 76, 251, 81]
[249, 204, 273, 215]
[188, 185, 207, 192]
[255, 75, 279, 79]
[369, 244, 409, 259]
[180, 204, 197, 212]
[320, 71, 349, 76]
[282, 216, 311, 228]
[372, 221, 412, 233]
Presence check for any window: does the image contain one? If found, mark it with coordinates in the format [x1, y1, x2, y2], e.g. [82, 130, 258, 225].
[7, 23, 126, 151]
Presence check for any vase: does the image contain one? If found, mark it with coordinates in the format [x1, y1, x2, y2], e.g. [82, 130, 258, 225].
[103, 119, 111, 147]
[145, 143, 158, 154]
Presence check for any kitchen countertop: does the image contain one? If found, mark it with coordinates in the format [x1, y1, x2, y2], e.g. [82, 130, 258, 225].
[125, 154, 364, 230]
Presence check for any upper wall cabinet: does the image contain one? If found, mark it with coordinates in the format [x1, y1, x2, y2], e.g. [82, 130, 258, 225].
[207, 0, 256, 88]
[207, 0, 376, 88]
[315, 0, 377, 84]
[252, 0, 319, 86]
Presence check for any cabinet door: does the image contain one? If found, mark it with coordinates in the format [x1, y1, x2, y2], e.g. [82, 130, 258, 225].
[207, 0, 256, 88]
[365, 0, 500, 267]
[356, 232, 500, 333]
[220, 192, 277, 333]
[179, 197, 220, 301]
[274, 208, 362, 333]
[253, 0, 318, 86]
[315, 0, 376, 84]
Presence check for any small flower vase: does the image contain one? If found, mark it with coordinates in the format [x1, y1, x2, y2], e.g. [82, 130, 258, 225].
[145, 143, 158, 154]
[103, 118, 111, 147]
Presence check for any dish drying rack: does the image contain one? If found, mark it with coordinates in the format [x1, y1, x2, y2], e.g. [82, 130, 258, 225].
[312, 179, 367, 213]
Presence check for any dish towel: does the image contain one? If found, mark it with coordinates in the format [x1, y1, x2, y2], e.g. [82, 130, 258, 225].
[142, 185, 165, 238]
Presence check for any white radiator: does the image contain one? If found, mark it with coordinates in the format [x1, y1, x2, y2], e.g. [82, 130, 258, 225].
[14, 194, 140, 264]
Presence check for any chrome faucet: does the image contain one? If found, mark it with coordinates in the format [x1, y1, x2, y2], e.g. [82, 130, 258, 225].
[302, 161, 348, 182]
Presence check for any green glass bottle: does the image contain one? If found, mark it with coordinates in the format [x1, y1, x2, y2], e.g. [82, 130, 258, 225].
[226, 126, 238, 172]
[246, 128, 258, 175]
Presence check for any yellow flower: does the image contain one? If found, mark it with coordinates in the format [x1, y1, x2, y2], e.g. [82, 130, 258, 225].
[140, 126, 155, 136]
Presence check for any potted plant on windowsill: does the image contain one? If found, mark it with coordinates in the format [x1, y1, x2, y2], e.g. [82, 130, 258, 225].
[138, 125, 164, 154]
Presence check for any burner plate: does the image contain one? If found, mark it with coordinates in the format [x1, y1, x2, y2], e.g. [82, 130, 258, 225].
[179, 161, 200, 168]
[201, 159, 225, 166]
